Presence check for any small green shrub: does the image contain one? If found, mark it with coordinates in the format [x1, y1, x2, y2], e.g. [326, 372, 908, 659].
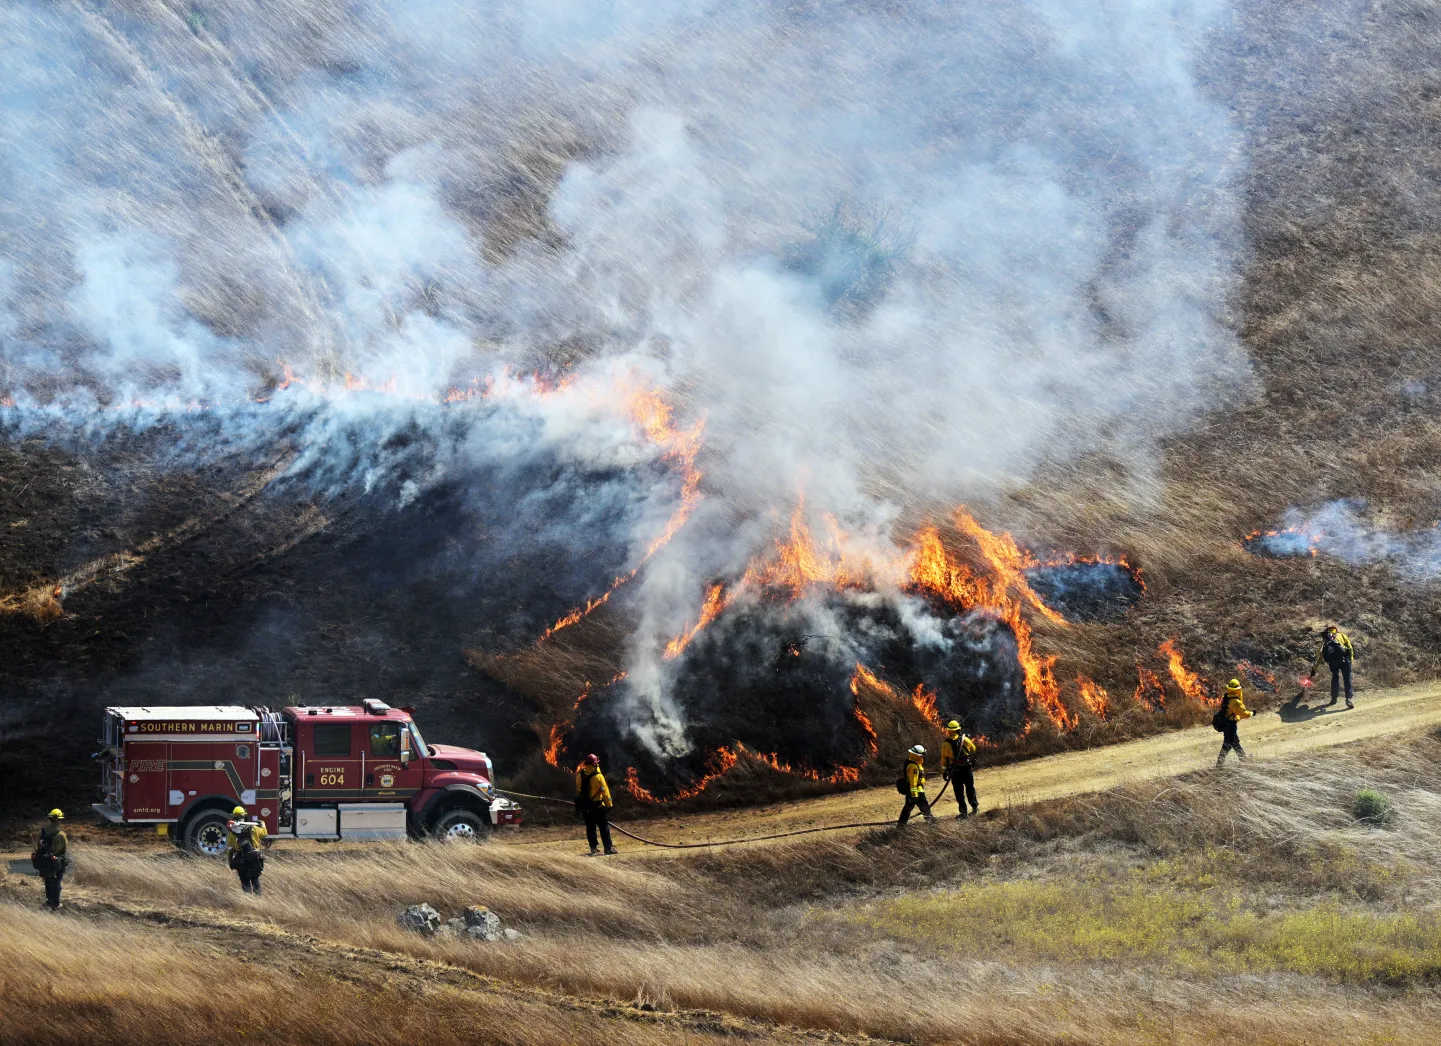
[1354, 788, 1394, 826]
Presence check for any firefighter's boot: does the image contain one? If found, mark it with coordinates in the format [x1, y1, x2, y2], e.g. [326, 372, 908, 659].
[603, 847, 619, 856]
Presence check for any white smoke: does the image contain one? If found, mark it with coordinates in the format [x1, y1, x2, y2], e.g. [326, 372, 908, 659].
[0, 0, 1249, 754]
[1256, 500, 1441, 579]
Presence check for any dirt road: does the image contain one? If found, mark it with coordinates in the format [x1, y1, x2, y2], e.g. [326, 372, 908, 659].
[500, 681, 1441, 853]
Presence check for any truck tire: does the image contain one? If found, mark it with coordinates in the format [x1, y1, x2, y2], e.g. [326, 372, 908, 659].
[182, 808, 232, 857]
[431, 807, 487, 843]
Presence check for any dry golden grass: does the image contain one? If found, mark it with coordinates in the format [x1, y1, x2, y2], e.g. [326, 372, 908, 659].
[13, 727, 1441, 1045]
[0, 900, 798, 1046]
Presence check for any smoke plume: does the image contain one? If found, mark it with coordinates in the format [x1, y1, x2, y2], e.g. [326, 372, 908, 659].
[1, 0, 1248, 760]
[1250, 500, 1441, 579]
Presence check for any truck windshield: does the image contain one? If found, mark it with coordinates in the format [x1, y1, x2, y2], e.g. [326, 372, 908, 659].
[409, 722, 431, 757]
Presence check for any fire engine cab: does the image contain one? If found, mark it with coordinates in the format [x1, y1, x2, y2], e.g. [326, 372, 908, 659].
[92, 700, 521, 855]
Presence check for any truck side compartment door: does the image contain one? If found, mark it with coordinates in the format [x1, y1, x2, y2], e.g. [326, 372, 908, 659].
[167, 741, 248, 814]
[256, 746, 283, 831]
[298, 721, 363, 799]
[122, 741, 168, 819]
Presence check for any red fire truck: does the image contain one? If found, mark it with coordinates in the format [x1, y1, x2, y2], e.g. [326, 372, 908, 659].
[92, 700, 521, 855]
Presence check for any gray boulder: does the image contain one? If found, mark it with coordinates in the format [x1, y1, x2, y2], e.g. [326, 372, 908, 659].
[463, 905, 503, 942]
[437, 917, 467, 938]
[397, 903, 442, 935]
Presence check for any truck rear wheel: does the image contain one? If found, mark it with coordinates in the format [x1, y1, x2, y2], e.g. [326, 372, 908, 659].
[431, 808, 487, 843]
[182, 809, 232, 857]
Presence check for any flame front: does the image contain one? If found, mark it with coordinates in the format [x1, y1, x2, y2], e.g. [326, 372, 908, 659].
[1158, 638, 1210, 708]
[535, 375, 705, 644]
[624, 747, 740, 803]
[905, 513, 1075, 733]
[1077, 676, 1110, 718]
[911, 683, 943, 728]
[545, 496, 1178, 803]
[1134, 666, 1166, 709]
[663, 583, 729, 660]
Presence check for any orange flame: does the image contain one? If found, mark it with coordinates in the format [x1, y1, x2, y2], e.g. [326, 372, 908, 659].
[1134, 666, 1166, 709]
[534, 378, 705, 645]
[535, 591, 616, 645]
[905, 516, 1074, 732]
[733, 743, 863, 784]
[851, 702, 879, 758]
[951, 510, 1067, 626]
[1242, 526, 1320, 558]
[744, 503, 886, 596]
[910, 683, 944, 728]
[1235, 659, 1278, 691]
[624, 747, 740, 803]
[601, 506, 1154, 802]
[539, 672, 625, 769]
[664, 582, 729, 659]
[1158, 638, 1210, 708]
[1077, 676, 1110, 719]
[542, 723, 568, 768]
[850, 662, 895, 698]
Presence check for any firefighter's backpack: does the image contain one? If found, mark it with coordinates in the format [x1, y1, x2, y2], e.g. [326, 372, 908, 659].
[1212, 706, 1228, 732]
[31, 832, 63, 876]
[895, 771, 909, 795]
[229, 823, 264, 872]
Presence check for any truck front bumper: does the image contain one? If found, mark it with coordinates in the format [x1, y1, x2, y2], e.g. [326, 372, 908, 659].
[489, 796, 522, 827]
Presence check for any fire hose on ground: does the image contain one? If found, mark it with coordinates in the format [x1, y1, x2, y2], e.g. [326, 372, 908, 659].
[495, 779, 953, 850]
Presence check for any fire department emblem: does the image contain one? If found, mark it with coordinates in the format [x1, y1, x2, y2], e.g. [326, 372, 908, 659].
[213, 760, 225, 770]
[129, 774, 139, 783]
[380, 773, 395, 788]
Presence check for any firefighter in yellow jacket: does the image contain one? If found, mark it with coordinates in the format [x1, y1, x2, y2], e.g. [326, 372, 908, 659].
[940, 721, 979, 819]
[575, 754, 618, 856]
[1217, 679, 1253, 765]
[1308, 625, 1356, 709]
[226, 806, 269, 895]
[897, 744, 937, 826]
[33, 809, 68, 910]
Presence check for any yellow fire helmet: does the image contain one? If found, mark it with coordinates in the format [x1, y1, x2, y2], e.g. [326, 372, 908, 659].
[1226, 679, 1242, 691]
[232, 806, 247, 817]
[48, 808, 64, 819]
[945, 720, 961, 732]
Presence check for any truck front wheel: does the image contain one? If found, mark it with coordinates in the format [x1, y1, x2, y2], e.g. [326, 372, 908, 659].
[431, 808, 487, 843]
[183, 809, 232, 857]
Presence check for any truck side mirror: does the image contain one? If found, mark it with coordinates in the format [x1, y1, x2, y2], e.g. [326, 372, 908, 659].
[400, 729, 411, 765]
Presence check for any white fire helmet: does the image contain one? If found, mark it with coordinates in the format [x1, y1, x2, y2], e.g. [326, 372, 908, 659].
[909, 745, 925, 757]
